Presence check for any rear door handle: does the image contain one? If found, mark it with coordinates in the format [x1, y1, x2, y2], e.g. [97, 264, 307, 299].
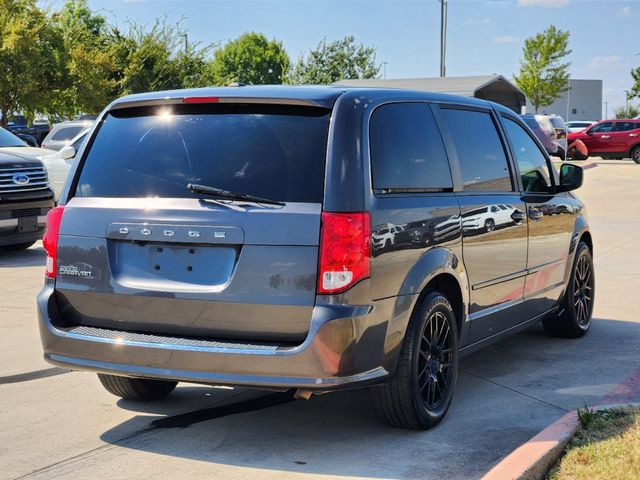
[529, 208, 543, 221]
[511, 210, 526, 223]
[630, 133, 639, 137]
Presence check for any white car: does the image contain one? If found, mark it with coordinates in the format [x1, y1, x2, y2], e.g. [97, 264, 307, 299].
[565, 121, 596, 133]
[41, 120, 93, 151]
[40, 128, 89, 200]
[372, 224, 404, 250]
[462, 204, 516, 233]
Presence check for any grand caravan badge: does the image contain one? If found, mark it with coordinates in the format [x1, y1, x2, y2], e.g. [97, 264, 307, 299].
[59, 262, 95, 279]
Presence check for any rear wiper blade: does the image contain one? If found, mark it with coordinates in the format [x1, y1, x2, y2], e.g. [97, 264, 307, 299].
[187, 183, 285, 206]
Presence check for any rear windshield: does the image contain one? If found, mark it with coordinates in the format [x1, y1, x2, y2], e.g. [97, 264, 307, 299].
[52, 126, 85, 141]
[74, 104, 331, 203]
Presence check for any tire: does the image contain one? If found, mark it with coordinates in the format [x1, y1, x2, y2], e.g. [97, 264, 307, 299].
[631, 146, 640, 164]
[543, 241, 594, 338]
[484, 219, 495, 233]
[370, 291, 459, 430]
[98, 374, 177, 401]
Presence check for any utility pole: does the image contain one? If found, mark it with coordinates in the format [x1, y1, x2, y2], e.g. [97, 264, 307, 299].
[382, 61, 388, 79]
[439, 0, 447, 77]
[178, 32, 188, 53]
[624, 90, 630, 118]
[565, 79, 571, 122]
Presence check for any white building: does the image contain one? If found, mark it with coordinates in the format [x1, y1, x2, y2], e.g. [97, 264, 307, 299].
[525, 79, 602, 122]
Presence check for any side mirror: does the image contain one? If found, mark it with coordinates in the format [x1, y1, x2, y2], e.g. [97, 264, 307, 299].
[558, 163, 583, 192]
[59, 145, 76, 160]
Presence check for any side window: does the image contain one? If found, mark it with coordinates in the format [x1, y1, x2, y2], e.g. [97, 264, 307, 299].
[370, 103, 452, 191]
[440, 108, 512, 191]
[614, 122, 637, 132]
[503, 118, 553, 193]
[589, 122, 613, 133]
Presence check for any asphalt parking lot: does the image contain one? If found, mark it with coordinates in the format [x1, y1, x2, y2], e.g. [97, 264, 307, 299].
[2, 158, 640, 480]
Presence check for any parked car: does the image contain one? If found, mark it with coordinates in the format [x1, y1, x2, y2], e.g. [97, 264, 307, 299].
[461, 204, 517, 233]
[41, 120, 93, 151]
[566, 120, 596, 133]
[38, 86, 592, 430]
[0, 128, 55, 250]
[520, 114, 561, 157]
[567, 119, 640, 163]
[40, 128, 90, 200]
[6, 115, 51, 145]
[548, 115, 568, 158]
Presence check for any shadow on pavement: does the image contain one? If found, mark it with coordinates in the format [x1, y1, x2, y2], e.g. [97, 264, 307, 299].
[96, 317, 640, 479]
[0, 245, 45, 268]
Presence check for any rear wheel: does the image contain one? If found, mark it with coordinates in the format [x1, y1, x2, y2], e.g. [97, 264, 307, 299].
[484, 219, 495, 232]
[631, 146, 640, 164]
[1, 241, 35, 252]
[371, 291, 459, 430]
[543, 241, 594, 338]
[98, 374, 177, 401]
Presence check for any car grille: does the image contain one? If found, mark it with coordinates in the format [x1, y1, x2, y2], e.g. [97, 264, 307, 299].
[0, 166, 50, 193]
[11, 208, 43, 218]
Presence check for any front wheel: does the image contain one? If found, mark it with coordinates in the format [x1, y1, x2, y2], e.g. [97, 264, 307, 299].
[631, 146, 640, 164]
[370, 291, 459, 430]
[98, 374, 177, 401]
[543, 241, 594, 338]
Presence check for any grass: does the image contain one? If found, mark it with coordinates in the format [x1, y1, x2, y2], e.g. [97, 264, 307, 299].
[547, 406, 640, 480]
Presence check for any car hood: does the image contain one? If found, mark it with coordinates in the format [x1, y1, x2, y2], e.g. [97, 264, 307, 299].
[0, 148, 50, 169]
[0, 146, 54, 158]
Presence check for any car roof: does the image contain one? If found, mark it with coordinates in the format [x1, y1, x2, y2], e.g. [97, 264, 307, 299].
[107, 84, 503, 111]
[51, 120, 94, 129]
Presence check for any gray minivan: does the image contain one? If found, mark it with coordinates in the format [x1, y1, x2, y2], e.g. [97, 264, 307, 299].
[38, 86, 592, 430]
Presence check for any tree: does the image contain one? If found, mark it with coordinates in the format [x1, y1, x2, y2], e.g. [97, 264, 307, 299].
[631, 67, 640, 101]
[287, 36, 380, 85]
[119, 19, 210, 95]
[614, 105, 639, 119]
[207, 32, 289, 85]
[0, 0, 65, 125]
[514, 25, 571, 113]
[50, 0, 119, 117]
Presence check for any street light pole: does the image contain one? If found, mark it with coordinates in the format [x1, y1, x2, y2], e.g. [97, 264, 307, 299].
[178, 32, 188, 53]
[605, 101, 608, 120]
[382, 61, 388, 79]
[625, 90, 630, 118]
[439, 0, 447, 77]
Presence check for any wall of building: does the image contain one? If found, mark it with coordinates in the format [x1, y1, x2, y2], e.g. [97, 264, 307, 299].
[524, 79, 602, 121]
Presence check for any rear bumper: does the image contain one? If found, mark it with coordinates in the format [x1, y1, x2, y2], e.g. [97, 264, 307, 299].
[0, 195, 53, 246]
[37, 285, 390, 390]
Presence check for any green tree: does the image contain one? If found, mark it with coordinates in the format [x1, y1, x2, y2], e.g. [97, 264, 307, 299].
[631, 67, 640, 101]
[120, 19, 209, 94]
[208, 32, 289, 85]
[0, 0, 65, 125]
[50, 0, 119, 117]
[614, 105, 639, 119]
[287, 36, 380, 85]
[514, 25, 572, 113]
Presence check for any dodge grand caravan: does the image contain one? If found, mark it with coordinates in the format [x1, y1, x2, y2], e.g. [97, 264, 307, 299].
[38, 86, 592, 430]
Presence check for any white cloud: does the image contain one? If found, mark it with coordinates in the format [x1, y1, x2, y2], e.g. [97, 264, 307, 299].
[517, 0, 569, 6]
[587, 55, 624, 69]
[493, 36, 519, 44]
[464, 17, 491, 26]
[617, 6, 631, 17]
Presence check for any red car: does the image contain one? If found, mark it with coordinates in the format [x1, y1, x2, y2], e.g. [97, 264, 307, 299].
[568, 119, 640, 163]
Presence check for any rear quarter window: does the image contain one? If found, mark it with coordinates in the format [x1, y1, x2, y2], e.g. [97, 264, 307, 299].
[369, 103, 452, 191]
[74, 104, 331, 203]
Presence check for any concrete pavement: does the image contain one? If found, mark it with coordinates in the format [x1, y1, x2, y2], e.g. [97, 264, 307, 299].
[1, 158, 640, 480]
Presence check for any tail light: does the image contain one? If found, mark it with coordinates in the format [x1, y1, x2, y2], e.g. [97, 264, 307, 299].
[317, 212, 371, 294]
[43, 205, 65, 278]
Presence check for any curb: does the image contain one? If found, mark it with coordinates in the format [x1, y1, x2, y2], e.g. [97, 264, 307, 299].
[481, 402, 640, 480]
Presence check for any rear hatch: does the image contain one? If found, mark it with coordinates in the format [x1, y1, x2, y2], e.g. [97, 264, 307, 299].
[54, 101, 331, 342]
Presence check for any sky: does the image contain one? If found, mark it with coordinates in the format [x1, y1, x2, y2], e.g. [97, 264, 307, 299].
[47, 0, 638, 113]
